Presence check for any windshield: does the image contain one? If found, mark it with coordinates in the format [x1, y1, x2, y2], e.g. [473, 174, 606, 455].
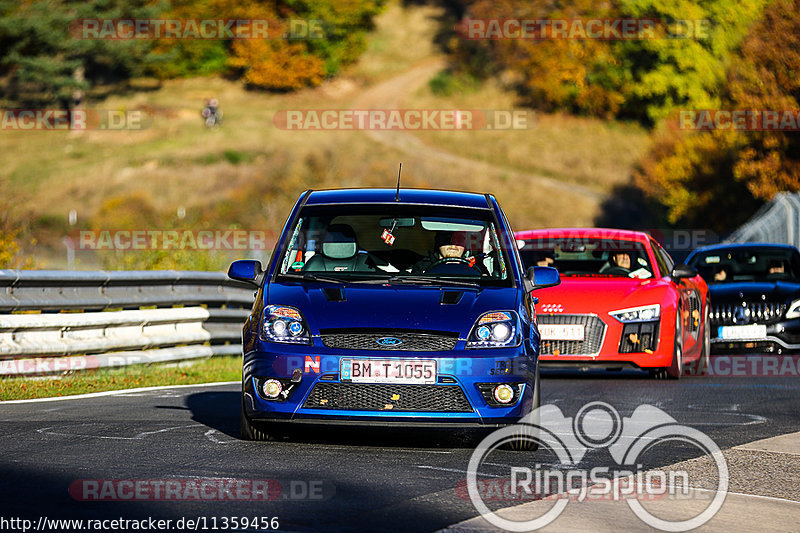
[688, 247, 800, 284]
[519, 237, 653, 279]
[275, 204, 512, 285]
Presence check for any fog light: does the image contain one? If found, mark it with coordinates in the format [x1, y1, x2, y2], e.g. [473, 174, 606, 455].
[262, 379, 283, 399]
[493, 384, 514, 404]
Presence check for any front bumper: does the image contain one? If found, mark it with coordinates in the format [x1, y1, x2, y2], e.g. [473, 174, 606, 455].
[711, 318, 800, 354]
[242, 345, 538, 426]
[537, 313, 673, 369]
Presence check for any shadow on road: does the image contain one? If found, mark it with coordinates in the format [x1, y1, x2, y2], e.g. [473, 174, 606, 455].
[184, 389, 488, 449]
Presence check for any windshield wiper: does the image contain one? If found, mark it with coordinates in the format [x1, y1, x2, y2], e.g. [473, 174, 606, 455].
[386, 276, 481, 288]
[279, 272, 345, 284]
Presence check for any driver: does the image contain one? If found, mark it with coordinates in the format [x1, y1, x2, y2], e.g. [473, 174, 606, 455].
[411, 231, 481, 274]
[609, 252, 631, 271]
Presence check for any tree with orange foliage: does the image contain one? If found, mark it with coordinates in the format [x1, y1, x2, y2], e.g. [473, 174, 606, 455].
[635, 0, 800, 232]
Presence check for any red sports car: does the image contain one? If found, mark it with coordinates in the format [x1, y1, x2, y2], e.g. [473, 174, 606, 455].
[515, 228, 710, 378]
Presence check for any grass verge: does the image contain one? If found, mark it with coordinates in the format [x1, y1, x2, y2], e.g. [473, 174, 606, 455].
[0, 355, 241, 401]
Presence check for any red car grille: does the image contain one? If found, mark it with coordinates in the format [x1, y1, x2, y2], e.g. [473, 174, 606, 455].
[538, 314, 606, 356]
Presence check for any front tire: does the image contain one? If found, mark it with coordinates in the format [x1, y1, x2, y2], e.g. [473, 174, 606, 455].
[240, 397, 271, 441]
[651, 308, 682, 380]
[686, 297, 711, 376]
[506, 368, 541, 451]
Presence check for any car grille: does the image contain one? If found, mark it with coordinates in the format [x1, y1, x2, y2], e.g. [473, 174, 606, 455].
[538, 314, 606, 356]
[619, 321, 659, 353]
[319, 330, 458, 351]
[303, 383, 473, 412]
[710, 302, 786, 327]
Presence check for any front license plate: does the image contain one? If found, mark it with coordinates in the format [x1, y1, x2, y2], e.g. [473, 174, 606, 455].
[340, 359, 436, 384]
[539, 324, 585, 341]
[718, 324, 767, 340]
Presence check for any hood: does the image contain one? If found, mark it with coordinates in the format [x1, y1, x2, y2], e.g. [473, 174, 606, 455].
[266, 282, 519, 335]
[533, 277, 670, 314]
[708, 281, 800, 304]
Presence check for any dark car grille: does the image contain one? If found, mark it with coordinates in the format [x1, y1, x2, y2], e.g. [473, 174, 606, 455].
[319, 330, 458, 351]
[619, 321, 659, 353]
[303, 383, 473, 412]
[538, 314, 607, 356]
[710, 302, 786, 327]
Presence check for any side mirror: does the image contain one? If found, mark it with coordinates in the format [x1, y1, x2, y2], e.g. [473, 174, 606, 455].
[228, 259, 264, 287]
[671, 264, 697, 279]
[524, 266, 561, 292]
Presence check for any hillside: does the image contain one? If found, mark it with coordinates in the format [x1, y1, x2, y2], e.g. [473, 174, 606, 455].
[0, 1, 650, 269]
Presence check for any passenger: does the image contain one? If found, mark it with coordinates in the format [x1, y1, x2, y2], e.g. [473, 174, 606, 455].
[536, 252, 555, 267]
[768, 260, 786, 275]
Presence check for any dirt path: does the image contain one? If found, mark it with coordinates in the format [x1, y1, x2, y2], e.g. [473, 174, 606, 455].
[351, 57, 606, 205]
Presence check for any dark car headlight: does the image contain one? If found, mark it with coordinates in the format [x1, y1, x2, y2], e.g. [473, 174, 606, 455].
[467, 311, 520, 349]
[261, 305, 311, 344]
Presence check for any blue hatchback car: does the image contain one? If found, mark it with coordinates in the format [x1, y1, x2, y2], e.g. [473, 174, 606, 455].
[228, 188, 559, 441]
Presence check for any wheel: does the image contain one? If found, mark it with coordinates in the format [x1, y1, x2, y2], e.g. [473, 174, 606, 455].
[651, 307, 682, 380]
[505, 368, 540, 451]
[240, 395, 271, 441]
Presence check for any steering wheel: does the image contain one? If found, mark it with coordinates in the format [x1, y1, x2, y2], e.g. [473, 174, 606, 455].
[603, 266, 631, 277]
[425, 257, 480, 275]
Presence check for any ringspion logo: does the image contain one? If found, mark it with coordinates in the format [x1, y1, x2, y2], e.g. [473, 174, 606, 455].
[466, 402, 728, 531]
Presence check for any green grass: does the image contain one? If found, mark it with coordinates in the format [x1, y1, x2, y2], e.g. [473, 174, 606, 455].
[0, 355, 241, 401]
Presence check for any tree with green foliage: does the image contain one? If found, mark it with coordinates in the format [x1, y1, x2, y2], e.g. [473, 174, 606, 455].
[617, 0, 767, 124]
[0, 0, 158, 108]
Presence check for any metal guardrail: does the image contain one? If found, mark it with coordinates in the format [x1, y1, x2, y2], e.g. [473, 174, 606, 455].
[727, 192, 800, 248]
[0, 270, 255, 377]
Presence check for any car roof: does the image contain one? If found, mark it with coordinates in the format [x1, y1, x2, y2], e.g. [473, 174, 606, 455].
[514, 227, 652, 243]
[689, 242, 800, 256]
[302, 188, 492, 209]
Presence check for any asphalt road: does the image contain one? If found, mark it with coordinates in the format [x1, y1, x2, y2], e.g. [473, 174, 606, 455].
[2, 367, 800, 532]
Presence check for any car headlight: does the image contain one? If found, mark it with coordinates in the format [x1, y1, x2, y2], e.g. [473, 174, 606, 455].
[261, 305, 311, 344]
[787, 299, 800, 319]
[467, 311, 520, 349]
[609, 304, 661, 323]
